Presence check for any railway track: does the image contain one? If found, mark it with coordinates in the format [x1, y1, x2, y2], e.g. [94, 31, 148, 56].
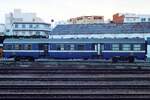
[0, 63, 150, 99]
[0, 60, 150, 68]
[0, 84, 150, 89]
[0, 67, 150, 74]
[1, 94, 150, 100]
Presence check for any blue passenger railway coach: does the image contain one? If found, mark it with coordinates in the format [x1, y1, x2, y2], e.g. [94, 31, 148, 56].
[3, 38, 147, 62]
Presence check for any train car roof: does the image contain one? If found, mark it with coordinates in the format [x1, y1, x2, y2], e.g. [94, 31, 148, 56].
[4, 38, 145, 44]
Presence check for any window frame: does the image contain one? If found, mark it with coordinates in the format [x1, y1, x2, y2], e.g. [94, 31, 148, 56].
[112, 44, 119, 51]
[77, 44, 85, 50]
[133, 44, 141, 51]
[122, 44, 131, 51]
[15, 24, 18, 28]
[22, 24, 26, 28]
[5, 44, 13, 50]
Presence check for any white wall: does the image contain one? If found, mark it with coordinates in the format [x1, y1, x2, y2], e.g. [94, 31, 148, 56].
[4, 9, 47, 36]
[123, 13, 150, 23]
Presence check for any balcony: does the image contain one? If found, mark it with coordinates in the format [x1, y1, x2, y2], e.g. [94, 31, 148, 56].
[12, 23, 51, 32]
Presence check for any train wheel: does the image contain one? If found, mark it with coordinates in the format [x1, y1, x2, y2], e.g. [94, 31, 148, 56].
[28, 57, 35, 62]
[128, 56, 135, 63]
[15, 57, 20, 61]
[112, 57, 118, 63]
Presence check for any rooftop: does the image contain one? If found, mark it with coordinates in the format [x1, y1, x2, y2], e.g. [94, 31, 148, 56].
[51, 22, 150, 35]
[4, 38, 145, 44]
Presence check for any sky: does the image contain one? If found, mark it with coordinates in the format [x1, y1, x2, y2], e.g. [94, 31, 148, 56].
[0, 0, 150, 23]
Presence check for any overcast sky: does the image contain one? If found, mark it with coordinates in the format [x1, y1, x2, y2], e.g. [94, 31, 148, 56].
[0, 0, 150, 23]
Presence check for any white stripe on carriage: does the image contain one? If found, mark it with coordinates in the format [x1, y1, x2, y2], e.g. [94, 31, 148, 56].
[3, 50, 97, 53]
[102, 50, 145, 53]
[3, 50, 44, 52]
[48, 50, 97, 52]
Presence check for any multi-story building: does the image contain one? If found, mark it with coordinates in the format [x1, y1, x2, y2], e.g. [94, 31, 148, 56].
[5, 9, 51, 37]
[68, 16, 104, 24]
[113, 13, 150, 23]
[0, 24, 5, 36]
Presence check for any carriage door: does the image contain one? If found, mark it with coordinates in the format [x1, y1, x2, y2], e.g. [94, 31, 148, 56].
[95, 44, 104, 56]
[97, 44, 101, 55]
[43, 44, 48, 57]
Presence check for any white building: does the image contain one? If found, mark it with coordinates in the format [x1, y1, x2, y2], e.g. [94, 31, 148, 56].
[5, 9, 51, 37]
[113, 13, 150, 23]
[0, 24, 5, 36]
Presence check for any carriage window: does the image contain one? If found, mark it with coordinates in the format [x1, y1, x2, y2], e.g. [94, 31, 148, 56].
[91, 44, 95, 50]
[65, 44, 71, 50]
[133, 44, 141, 51]
[24, 45, 28, 50]
[122, 44, 131, 51]
[28, 45, 32, 50]
[112, 44, 119, 51]
[25, 44, 32, 50]
[77, 44, 84, 50]
[39, 44, 44, 50]
[56, 44, 61, 50]
[15, 44, 22, 50]
[70, 44, 74, 50]
[5, 45, 13, 50]
[60, 44, 64, 50]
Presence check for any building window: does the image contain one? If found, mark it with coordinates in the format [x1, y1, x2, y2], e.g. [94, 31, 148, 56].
[141, 18, 146, 22]
[22, 31, 25, 35]
[22, 24, 26, 28]
[29, 24, 33, 28]
[36, 31, 40, 35]
[133, 44, 141, 51]
[29, 31, 33, 35]
[122, 44, 131, 51]
[14, 31, 19, 35]
[148, 18, 150, 22]
[6, 29, 10, 32]
[77, 44, 84, 50]
[15, 24, 18, 28]
[36, 24, 39, 28]
[45, 24, 49, 28]
[112, 44, 119, 51]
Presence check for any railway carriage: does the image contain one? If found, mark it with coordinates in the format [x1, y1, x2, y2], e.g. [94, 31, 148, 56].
[146, 37, 150, 59]
[3, 38, 99, 60]
[3, 39, 49, 61]
[48, 39, 98, 59]
[3, 38, 147, 62]
[102, 38, 146, 62]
